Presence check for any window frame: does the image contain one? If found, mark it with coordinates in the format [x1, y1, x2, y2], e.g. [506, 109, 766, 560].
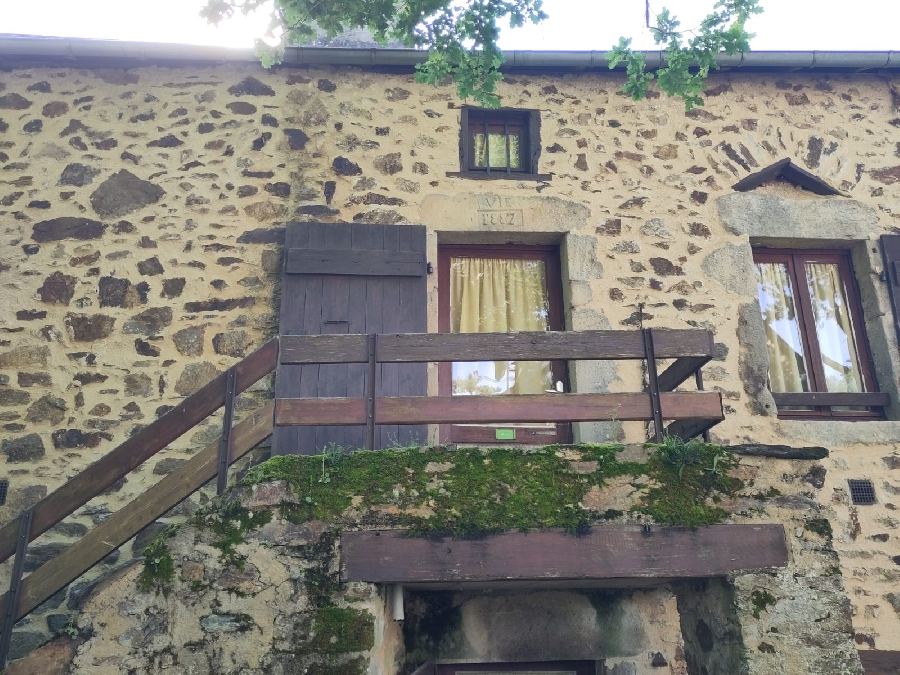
[435, 661, 597, 675]
[752, 247, 882, 420]
[447, 107, 552, 181]
[437, 244, 571, 444]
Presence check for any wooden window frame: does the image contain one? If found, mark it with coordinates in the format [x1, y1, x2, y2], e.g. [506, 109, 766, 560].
[447, 108, 552, 181]
[753, 247, 883, 420]
[435, 661, 597, 675]
[438, 244, 571, 444]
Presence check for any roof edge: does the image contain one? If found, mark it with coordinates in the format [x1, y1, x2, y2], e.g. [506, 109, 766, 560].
[0, 36, 898, 72]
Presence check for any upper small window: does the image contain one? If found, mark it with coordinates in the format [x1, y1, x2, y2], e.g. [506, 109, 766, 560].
[448, 108, 550, 181]
[753, 248, 887, 419]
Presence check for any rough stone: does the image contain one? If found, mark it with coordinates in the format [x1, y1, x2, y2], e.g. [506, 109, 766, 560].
[153, 458, 186, 475]
[51, 429, 111, 449]
[18, 372, 52, 387]
[32, 218, 106, 242]
[184, 298, 255, 313]
[175, 362, 221, 396]
[2, 434, 46, 463]
[0, 93, 32, 109]
[333, 157, 362, 176]
[42, 101, 69, 118]
[123, 373, 153, 397]
[161, 278, 186, 299]
[0, 389, 31, 406]
[38, 272, 77, 305]
[25, 395, 67, 425]
[228, 77, 275, 96]
[374, 152, 403, 175]
[200, 614, 254, 633]
[89, 170, 165, 219]
[226, 101, 256, 115]
[65, 314, 115, 341]
[173, 326, 205, 357]
[123, 307, 173, 335]
[98, 277, 142, 308]
[212, 330, 251, 357]
[0, 346, 49, 368]
[137, 257, 164, 276]
[701, 244, 754, 295]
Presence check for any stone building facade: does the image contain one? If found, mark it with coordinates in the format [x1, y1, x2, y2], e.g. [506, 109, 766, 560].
[1, 37, 900, 672]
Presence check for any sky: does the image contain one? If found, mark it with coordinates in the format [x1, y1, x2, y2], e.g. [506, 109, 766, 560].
[2, 0, 899, 52]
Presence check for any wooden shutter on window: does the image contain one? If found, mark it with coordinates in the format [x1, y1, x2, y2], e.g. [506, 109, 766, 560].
[275, 222, 428, 455]
[881, 234, 900, 348]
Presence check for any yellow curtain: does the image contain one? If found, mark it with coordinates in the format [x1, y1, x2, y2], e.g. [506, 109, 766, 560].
[473, 131, 522, 169]
[450, 257, 551, 395]
[805, 263, 863, 393]
[755, 262, 810, 392]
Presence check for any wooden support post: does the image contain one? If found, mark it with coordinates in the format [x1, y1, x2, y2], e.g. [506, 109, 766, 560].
[643, 329, 664, 443]
[366, 334, 377, 451]
[0, 509, 32, 669]
[216, 367, 238, 495]
[694, 368, 711, 443]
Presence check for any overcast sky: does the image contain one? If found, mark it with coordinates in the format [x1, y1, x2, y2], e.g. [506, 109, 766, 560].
[3, 0, 898, 51]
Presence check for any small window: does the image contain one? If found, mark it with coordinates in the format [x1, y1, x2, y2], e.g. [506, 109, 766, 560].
[438, 244, 569, 444]
[753, 248, 884, 419]
[448, 108, 550, 181]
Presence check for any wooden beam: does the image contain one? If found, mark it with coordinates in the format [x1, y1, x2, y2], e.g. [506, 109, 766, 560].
[665, 418, 723, 442]
[275, 392, 725, 426]
[279, 334, 369, 364]
[858, 650, 900, 675]
[657, 356, 711, 392]
[0, 401, 275, 633]
[286, 249, 425, 277]
[340, 525, 788, 584]
[0, 338, 279, 566]
[376, 329, 714, 363]
[772, 391, 890, 407]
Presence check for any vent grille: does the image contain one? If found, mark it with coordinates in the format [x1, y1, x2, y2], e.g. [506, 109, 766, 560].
[0, 480, 7, 506]
[848, 479, 876, 505]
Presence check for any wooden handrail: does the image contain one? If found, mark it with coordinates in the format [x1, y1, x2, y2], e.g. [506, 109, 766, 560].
[0, 337, 279, 567]
[279, 329, 715, 365]
[0, 401, 275, 636]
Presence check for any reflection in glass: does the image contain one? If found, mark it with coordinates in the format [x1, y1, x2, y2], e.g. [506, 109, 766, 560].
[450, 257, 552, 397]
[473, 127, 522, 169]
[755, 262, 810, 392]
[805, 262, 864, 393]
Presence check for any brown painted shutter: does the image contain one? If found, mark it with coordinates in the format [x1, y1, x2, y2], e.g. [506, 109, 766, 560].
[881, 234, 900, 349]
[274, 222, 428, 455]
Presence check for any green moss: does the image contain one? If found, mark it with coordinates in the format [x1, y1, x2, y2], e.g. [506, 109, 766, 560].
[137, 526, 178, 593]
[197, 498, 272, 567]
[304, 657, 368, 675]
[297, 606, 375, 655]
[637, 438, 742, 527]
[750, 589, 778, 619]
[804, 517, 833, 539]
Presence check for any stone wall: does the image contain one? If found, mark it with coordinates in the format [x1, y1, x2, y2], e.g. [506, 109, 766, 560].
[1, 59, 900, 656]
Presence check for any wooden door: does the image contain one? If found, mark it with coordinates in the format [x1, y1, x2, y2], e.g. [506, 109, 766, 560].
[274, 222, 428, 455]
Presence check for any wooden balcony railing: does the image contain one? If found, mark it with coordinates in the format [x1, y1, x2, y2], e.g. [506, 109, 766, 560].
[275, 328, 724, 447]
[0, 327, 722, 666]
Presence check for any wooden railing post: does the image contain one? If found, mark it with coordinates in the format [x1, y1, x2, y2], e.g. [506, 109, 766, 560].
[365, 334, 377, 451]
[694, 368, 711, 443]
[642, 329, 664, 443]
[0, 509, 33, 668]
[216, 367, 239, 495]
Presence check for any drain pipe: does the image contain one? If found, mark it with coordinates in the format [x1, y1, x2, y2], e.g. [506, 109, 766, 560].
[391, 584, 405, 621]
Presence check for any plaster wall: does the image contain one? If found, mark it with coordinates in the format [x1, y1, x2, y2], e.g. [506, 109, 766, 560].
[1, 62, 900, 654]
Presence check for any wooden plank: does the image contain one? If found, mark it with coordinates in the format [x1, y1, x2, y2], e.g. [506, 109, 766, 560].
[859, 650, 900, 675]
[396, 225, 429, 446]
[376, 329, 714, 363]
[410, 661, 435, 675]
[0, 401, 275, 633]
[772, 392, 890, 407]
[286, 248, 425, 276]
[0, 337, 278, 565]
[379, 226, 402, 448]
[340, 525, 789, 583]
[280, 334, 369, 364]
[657, 356, 711, 392]
[276, 392, 724, 426]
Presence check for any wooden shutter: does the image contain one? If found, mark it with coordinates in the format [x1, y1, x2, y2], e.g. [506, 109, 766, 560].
[275, 222, 428, 455]
[881, 234, 900, 349]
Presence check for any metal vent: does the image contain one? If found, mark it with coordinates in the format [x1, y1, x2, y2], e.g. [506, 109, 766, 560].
[0, 480, 7, 506]
[848, 479, 876, 505]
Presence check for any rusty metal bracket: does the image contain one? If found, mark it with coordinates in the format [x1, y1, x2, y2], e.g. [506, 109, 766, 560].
[0, 508, 33, 668]
[216, 367, 238, 495]
[643, 328, 664, 443]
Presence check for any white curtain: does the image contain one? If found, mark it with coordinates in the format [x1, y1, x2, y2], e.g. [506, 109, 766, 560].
[755, 262, 810, 392]
[450, 257, 551, 396]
